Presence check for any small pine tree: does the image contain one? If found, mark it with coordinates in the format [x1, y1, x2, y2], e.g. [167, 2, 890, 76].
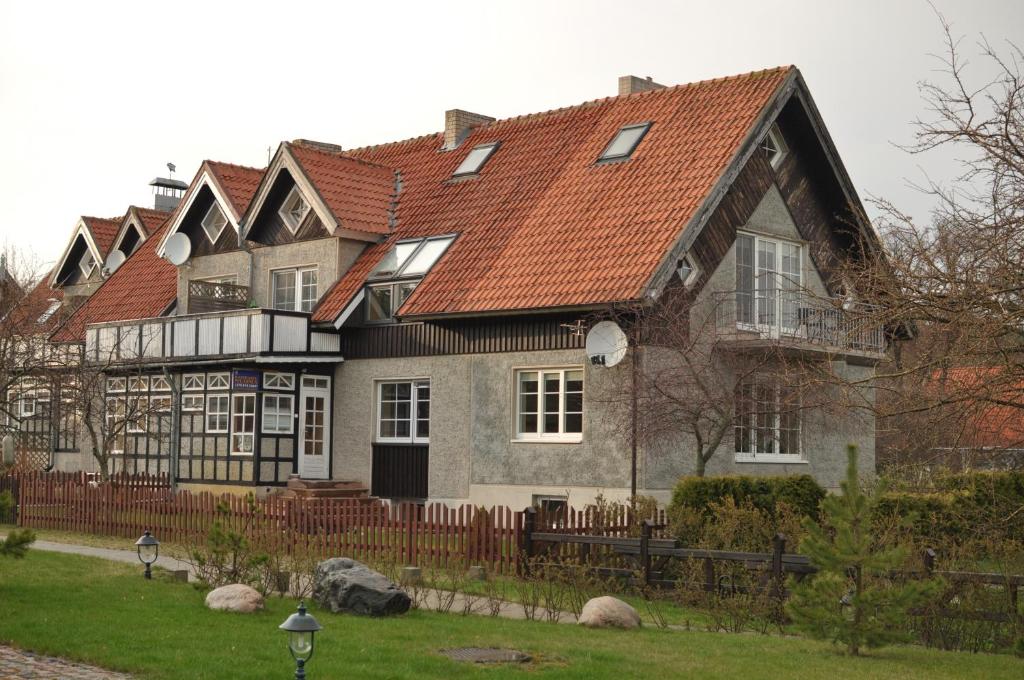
[0, 491, 35, 559]
[786, 445, 939, 655]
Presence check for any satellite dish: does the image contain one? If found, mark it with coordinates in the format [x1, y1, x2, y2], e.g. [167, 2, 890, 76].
[102, 250, 126, 277]
[164, 233, 192, 266]
[585, 320, 628, 368]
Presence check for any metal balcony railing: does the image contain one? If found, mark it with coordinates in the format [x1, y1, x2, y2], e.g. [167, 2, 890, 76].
[714, 289, 885, 355]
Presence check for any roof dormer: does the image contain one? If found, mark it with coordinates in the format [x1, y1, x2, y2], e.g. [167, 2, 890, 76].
[49, 216, 120, 288]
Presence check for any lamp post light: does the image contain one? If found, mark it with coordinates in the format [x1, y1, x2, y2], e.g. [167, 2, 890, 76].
[280, 601, 322, 680]
[135, 530, 159, 579]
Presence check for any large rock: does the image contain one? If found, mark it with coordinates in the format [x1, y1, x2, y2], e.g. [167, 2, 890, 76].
[313, 558, 411, 616]
[578, 596, 641, 629]
[205, 583, 264, 613]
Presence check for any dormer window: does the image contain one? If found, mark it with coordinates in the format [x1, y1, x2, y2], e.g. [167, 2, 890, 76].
[598, 122, 651, 162]
[279, 186, 310, 233]
[365, 235, 456, 323]
[676, 253, 701, 289]
[37, 300, 61, 324]
[760, 123, 788, 169]
[452, 142, 499, 178]
[200, 203, 228, 244]
[78, 250, 96, 278]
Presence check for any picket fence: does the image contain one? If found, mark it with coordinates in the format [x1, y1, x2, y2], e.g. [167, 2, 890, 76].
[8, 473, 664, 575]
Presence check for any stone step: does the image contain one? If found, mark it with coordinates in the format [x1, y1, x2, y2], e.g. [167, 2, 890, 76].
[286, 477, 365, 491]
[289, 487, 370, 499]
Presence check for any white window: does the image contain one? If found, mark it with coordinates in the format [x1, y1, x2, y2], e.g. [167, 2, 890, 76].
[453, 142, 499, 177]
[599, 123, 651, 162]
[278, 186, 310, 233]
[262, 394, 294, 434]
[263, 372, 295, 391]
[126, 397, 148, 433]
[376, 380, 429, 444]
[734, 376, 801, 460]
[515, 368, 584, 441]
[152, 396, 172, 412]
[760, 123, 788, 169]
[200, 203, 228, 244]
[37, 300, 61, 324]
[366, 281, 417, 323]
[151, 376, 171, 392]
[183, 374, 205, 391]
[230, 394, 256, 455]
[206, 394, 229, 433]
[207, 373, 229, 390]
[676, 253, 701, 289]
[18, 396, 36, 418]
[182, 395, 205, 411]
[106, 377, 127, 393]
[272, 267, 318, 312]
[302, 376, 330, 390]
[128, 376, 149, 392]
[78, 249, 97, 278]
[105, 397, 125, 434]
[735, 233, 802, 333]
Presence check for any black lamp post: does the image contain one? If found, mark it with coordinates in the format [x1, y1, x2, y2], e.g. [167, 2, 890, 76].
[135, 529, 159, 579]
[279, 601, 322, 680]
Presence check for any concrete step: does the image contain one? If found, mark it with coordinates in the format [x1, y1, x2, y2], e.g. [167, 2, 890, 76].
[288, 486, 370, 499]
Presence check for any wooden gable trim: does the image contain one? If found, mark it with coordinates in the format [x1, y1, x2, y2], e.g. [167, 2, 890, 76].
[155, 165, 241, 258]
[49, 219, 104, 288]
[239, 145, 338, 242]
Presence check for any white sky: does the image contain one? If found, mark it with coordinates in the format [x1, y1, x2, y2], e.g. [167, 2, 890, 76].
[1, 0, 1021, 268]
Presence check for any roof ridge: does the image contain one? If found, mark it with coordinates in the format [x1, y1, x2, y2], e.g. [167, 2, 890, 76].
[205, 159, 266, 173]
[287, 141, 396, 174]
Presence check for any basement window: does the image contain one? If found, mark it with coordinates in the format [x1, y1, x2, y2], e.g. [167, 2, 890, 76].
[760, 123, 788, 169]
[279, 186, 310, 233]
[452, 142, 499, 177]
[598, 122, 651, 162]
[201, 203, 228, 244]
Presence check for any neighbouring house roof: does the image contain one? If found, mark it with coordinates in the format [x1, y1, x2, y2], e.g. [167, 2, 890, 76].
[313, 66, 796, 323]
[49, 215, 124, 287]
[53, 162, 264, 342]
[110, 206, 173, 254]
[8, 273, 67, 335]
[931, 367, 1024, 450]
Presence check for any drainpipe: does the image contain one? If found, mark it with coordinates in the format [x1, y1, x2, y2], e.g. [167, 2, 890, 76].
[630, 337, 638, 501]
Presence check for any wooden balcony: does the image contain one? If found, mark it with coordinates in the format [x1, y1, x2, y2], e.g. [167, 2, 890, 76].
[84, 308, 341, 365]
[713, 289, 885, 363]
[187, 280, 250, 314]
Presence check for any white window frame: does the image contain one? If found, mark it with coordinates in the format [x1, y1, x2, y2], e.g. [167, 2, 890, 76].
[278, 186, 310, 233]
[151, 395, 172, 412]
[18, 396, 36, 418]
[453, 142, 500, 177]
[182, 394, 205, 412]
[598, 122, 651, 162]
[513, 367, 584, 443]
[271, 266, 318, 312]
[78, 249, 97, 278]
[302, 376, 330, 390]
[677, 253, 701, 289]
[366, 281, 418, 323]
[760, 123, 788, 169]
[105, 397, 126, 449]
[128, 376, 150, 393]
[261, 393, 294, 434]
[230, 394, 257, 455]
[375, 379, 430, 444]
[207, 373, 229, 390]
[263, 372, 295, 391]
[205, 393, 229, 433]
[183, 374, 205, 391]
[126, 396, 148, 433]
[151, 376, 171, 392]
[200, 202, 229, 244]
[735, 232, 803, 335]
[106, 377, 127, 393]
[734, 376, 803, 463]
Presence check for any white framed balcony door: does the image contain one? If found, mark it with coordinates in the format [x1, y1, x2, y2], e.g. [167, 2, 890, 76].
[737, 234, 802, 338]
[298, 376, 331, 479]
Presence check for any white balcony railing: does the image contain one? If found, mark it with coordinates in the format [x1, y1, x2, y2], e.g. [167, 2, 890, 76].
[84, 308, 341, 364]
[714, 289, 885, 355]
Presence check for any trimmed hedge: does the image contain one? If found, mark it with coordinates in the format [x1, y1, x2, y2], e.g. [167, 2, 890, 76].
[670, 474, 826, 520]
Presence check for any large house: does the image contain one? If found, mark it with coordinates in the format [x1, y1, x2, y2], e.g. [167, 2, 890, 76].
[36, 68, 883, 506]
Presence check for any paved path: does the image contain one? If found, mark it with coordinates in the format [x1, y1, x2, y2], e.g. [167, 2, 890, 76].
[0, 645, 132, 679]
[28, 540, 194, 579]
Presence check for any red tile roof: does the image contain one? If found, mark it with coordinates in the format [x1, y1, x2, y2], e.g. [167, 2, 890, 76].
[206, 161, 265, 220]
[8, 274, 67, 335]
[932, 368, 1024, 450]
[133, 207, 171, 236]
[313, 67, 792, 322]
[287, 143, 395, 236]
[81, 216, 123, 258]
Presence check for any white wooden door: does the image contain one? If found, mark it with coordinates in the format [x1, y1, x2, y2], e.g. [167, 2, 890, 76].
[298, 376, 330, 479]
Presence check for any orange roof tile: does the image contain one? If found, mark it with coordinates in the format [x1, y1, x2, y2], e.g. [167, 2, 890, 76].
[206, 161, 265, 219]
[133, 207, 171, 236]
[288, 143, 395, 236]
[313, 67, 792, 322]
[81, 216, 123, 258]
[8, 273, 67, 334]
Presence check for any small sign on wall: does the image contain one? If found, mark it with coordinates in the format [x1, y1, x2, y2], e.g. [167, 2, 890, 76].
[231, 369, 260, 392]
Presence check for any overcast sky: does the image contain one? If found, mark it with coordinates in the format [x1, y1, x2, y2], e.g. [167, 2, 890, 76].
[1, 0, 1021, 269]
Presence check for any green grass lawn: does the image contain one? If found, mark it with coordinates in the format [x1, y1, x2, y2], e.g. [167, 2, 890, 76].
[0, 551, 1021, 680]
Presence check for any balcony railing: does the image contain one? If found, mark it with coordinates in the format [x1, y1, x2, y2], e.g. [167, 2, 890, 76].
[714, 289, 885, 357]
[84, 308, 341, 365]
[187, 280, 250, 314]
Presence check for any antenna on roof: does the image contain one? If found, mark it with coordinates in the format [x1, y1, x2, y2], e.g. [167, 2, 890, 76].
[166, 162, 176, 179]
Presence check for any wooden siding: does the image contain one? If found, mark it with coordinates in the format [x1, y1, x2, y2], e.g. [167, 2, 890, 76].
[338, 314, 588, 359]
[246, 171, 331, 246]
[371, 443, 428, 499]
[181, 187, 241, 258]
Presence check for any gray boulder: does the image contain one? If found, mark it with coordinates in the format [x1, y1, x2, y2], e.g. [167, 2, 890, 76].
[578, 596, 641, 629]
[205, 583, 264, 613]
[313, 558, 411, 616]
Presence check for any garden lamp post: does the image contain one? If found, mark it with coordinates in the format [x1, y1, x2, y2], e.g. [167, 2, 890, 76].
[135, 530, 159, 579]
[280, 601, 322, 680]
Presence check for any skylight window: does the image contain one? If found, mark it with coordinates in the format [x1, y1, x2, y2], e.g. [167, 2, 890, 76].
[369, 240, 421, 279]
[452, 142, 499, 177]
[279, 186, 310, 233]
[760, 123, 788, 169]
[201, 203, 228, 244]
[402, 237, 455, 275]
[368, 236, 455, 281]
[78, 250, 96, 278]
[598, 122, 651, 162]
[37, 300, 61, 324]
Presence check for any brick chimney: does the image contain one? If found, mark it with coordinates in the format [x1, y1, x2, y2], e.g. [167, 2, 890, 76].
[618, 75, 665, 96]
[443, 109, 494, 151]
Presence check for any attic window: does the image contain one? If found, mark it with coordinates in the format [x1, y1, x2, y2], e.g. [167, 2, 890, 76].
[37, 300, 61, 324]
[368, 235, 456, 281]
[676, 254, 701, 289]
[78, 250, 97, 278]
[452, 142, 499, 177]
[279, 186, 310, 233]
[598, 122, 651, 162]
[760, 124, 788, 169]
[201, 203, 228, 244]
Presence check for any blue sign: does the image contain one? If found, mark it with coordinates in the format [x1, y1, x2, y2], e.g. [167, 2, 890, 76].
[231, 369, 260, 392]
